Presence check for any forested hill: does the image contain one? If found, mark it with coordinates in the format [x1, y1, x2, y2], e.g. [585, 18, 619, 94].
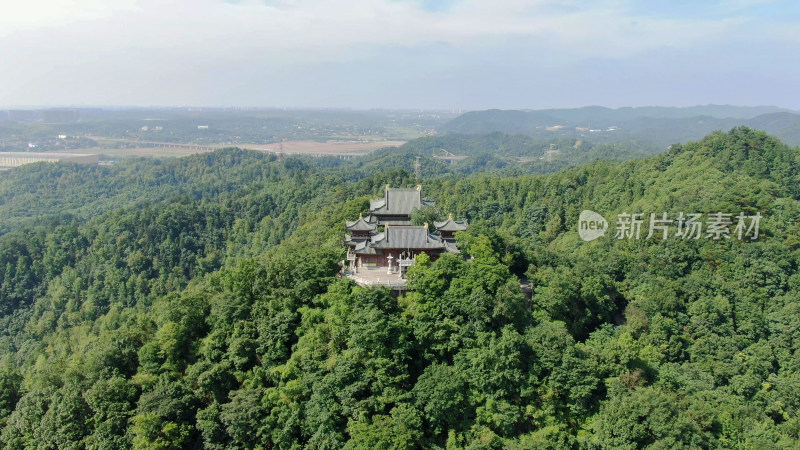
[0, 127, 799, 448]
[440, 107, 800, 149]
[0, 133, 651, 234]
[0, 150, 285, 233]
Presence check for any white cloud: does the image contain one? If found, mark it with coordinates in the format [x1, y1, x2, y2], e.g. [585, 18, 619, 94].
[0, 0, 765, 60]
[0, 0, 139, 31]
[0, 0, 795, 106]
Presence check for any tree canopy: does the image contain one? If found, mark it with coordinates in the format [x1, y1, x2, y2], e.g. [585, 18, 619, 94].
[0, 127, 798, 448]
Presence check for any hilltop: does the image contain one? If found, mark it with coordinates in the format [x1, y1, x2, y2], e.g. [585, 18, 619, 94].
[0, 127, 798, 447]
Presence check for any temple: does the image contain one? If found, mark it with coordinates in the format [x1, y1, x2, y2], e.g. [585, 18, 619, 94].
[367, 185, 435, 225]
[344, 186, 468, 286]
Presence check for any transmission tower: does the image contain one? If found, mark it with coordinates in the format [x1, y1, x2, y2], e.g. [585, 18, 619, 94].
[414, 156, 422, 181]
[546, 143, 557, 163]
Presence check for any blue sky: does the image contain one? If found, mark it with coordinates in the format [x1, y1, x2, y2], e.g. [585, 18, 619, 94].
[1, 0, 798, 109]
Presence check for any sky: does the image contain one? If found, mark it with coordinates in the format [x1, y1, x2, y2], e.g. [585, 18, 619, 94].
[1, 0, 799, 110]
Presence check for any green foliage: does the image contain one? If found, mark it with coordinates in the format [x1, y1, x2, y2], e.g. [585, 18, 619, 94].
[0, 128, 798, 447]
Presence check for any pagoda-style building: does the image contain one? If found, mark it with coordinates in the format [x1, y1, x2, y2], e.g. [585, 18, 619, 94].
[368, 185, 435, 225]
[434, 214, 468, 242]
[344, 186, 467, 279]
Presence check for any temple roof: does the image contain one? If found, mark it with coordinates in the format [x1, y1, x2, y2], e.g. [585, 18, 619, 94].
[345, 188, 464, 258]
[369, 187, 434, 216]
[434, 218, 468, 232]
[380, 219, 413, 226]
[353, 240, 379, 255]
[443, 241, 461, 254]
[371, 226, 448, 250]
[345, 216, 377, 231]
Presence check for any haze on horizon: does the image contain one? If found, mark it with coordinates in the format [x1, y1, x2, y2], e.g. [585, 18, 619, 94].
[2, 0, 799, 110]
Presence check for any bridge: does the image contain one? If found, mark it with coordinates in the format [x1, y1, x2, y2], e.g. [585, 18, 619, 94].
[138, 142, 216, 152]
[432, 148, 468, 163]
[0, 152, 98, 168]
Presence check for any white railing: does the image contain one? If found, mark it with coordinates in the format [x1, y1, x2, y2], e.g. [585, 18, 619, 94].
[346, 274, 408, 289]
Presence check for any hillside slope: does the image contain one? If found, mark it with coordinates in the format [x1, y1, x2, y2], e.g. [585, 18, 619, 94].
[0, 127, 798, 448]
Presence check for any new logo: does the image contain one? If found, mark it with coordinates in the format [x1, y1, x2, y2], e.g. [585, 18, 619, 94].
[578, 210, 608, 241]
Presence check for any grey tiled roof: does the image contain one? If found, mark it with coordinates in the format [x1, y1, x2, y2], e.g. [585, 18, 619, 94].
[345, 217, 377, 231]
[354, 240, 379, 255]
[434, 218, 468, 232]
[371, 226, 448, 250]
[443, 241, 461, 254]
[370, 198, 386, 211]
[369, 188, 434, 216]
[348, 226, 460, 255]
[380, 219, 413, 226]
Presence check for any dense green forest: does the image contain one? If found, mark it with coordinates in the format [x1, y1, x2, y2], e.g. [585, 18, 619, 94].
[0, 132, 650, 233]
[390, 133, 654, 173]
[0, 127, 799, 448]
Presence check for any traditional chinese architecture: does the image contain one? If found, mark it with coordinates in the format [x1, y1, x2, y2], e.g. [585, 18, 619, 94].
[368, 185, 435, 225]
[344, 186, 467, 282]
[434, 214, 468, 242]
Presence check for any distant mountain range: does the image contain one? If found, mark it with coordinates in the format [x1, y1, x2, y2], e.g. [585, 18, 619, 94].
[439, 106, 800, 149]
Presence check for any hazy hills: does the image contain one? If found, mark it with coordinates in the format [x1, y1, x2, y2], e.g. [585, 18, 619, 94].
[439, 106, 800, 149]
[530, 105, 794, 121]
